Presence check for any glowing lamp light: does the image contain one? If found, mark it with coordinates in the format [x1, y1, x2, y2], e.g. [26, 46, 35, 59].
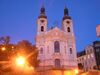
[1, 47, 6, 51]
[74, 69, 79, 74]
[15, 56, 26, 67]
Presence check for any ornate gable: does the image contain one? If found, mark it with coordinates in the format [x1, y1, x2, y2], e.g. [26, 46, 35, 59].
[45, 27, 67, 40]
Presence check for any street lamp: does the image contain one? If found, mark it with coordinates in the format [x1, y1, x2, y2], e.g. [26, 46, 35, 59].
[11, 55, 35, 74]
[1, 47, 6, 51]
[15, 56, 26, 67]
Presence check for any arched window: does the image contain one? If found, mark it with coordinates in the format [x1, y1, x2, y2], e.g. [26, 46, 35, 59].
[69, 48, 72, 54]
[40, 48, 43, 54]
[67, 27, 71, 32]
[54, 41, 60, 52]
[41, 26, 44, 31]
[55, 59, 60, 68]
[47, 46, 49, 53]
[64, 46, 66, 53]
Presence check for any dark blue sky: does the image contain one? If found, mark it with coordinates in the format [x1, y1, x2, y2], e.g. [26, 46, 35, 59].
[0, 0, 100, 52]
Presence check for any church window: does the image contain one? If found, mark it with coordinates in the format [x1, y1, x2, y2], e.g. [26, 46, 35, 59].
[64, 46, 66, 53]
[41, 26, 44, 31]
[55, 59, 60, 68]
[54, 41, 60, 52]
[40, 48, 43, 54]
[69, 48, 72, 54]
[47, 46, 49, 53]
[67, 27, 71, 32]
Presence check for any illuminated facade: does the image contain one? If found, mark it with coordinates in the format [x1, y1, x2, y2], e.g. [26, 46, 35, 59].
[96, 25, 100, 37]
[77, 41, 100, 71]
[36, 7, 77, 71]
[77, 45, 96, 72]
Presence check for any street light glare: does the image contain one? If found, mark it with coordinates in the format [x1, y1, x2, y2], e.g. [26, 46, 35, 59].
[1, 47, 6, 51]
[74, 69, 79, 74]
[15, 56, 26, 66]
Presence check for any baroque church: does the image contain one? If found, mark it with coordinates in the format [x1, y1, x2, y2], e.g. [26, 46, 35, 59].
[36, 6, 78, 72]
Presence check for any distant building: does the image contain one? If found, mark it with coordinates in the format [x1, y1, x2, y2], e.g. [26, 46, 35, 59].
[93, 41, 100, 70]
[77, 45, 96, 72]
[36, 6, 78, 73]
[77, 41, 100, 72]
[96, 25, 100, 37]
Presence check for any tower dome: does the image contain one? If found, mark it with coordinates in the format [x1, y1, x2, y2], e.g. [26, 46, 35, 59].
[38, 6, 47, 19]
[62, 7, 71, 21]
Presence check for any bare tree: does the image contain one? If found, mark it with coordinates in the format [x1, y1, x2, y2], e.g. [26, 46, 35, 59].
[0, 36, 10, 45]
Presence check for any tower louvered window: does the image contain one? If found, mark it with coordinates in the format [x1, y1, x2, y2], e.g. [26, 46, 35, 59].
[41, 26, 44, 31]
[67, 27, 70, 32]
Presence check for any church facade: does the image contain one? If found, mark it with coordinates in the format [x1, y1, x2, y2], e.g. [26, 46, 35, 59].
[36, 6, 77, 71]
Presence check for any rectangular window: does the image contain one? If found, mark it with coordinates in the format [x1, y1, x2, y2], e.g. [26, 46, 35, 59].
[69, 48, 72, 54]
[40, 48, 43, 54]
[55, 59, 60, 68]
[54, 41, 60, 53]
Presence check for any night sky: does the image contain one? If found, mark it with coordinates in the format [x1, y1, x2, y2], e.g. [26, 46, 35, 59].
[0, 0, 100, 52]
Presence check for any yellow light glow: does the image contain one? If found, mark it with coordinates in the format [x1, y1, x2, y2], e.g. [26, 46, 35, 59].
[1, 47, 6, 51]
[74, 69, 79, 74]
[15, 56, 26, 67]
[64, 70, 72, 75]
[12, 46, 14, 49]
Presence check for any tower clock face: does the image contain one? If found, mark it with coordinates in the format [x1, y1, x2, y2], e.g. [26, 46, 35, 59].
[66, 21, 70, 24]
[40, 20, 45, 23]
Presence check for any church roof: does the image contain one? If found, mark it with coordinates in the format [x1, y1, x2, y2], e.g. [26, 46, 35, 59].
[48, 27, 64, 33]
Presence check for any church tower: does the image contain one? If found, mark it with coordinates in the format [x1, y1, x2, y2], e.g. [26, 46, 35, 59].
[37, 6, 48, 35]
[36, 6, 78, 72]
[62, 7, 74, 34]
[62, 7, 77, 68]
